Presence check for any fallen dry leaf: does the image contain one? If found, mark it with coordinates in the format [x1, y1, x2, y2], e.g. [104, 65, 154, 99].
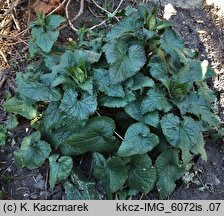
[31, 0, 64, 14]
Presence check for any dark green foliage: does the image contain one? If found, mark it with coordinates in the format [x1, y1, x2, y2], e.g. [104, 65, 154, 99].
[2, 4, 221, 199]
[0, 124, 7, 146]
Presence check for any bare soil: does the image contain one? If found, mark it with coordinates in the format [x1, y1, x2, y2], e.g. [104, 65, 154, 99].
[168, 4, 224, 200]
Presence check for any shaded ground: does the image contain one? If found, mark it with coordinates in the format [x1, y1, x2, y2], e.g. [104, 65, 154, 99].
[171, 140, 224, 200]
[0, 0, 224, 200]
[167, 4, 224, 200]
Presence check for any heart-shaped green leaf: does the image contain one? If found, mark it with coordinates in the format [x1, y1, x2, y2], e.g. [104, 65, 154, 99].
[49, 154, 73, 190]
[128, 154, 156, 193]
[60, 89, 97, 121]
[64, 168, 100, 200]
[45, 15, 65, 30]
[125, 99, 159, 127]
[14, 131, 51, 169]
[16, 73, 62, 102]
[141, 88, 172, 114]
[118, 122, 159, 157]
[160, 113, 203, 163]
[92, 153, 128, 197]
[66, 116, 119, 155]
[32, 27, 59, 53]
[155, 149, 185, 199]
[2, 97, 37, 119]
[104, 40, 146, 84]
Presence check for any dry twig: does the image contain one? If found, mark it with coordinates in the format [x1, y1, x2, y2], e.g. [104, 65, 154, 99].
[71, 0, 85, 22]
[0, 75, 7, 89]
[46, 0, 68, 16]
[91, 0, 119, 21]
[0, 49, 8, 64]
[65, 0, 79, 32]
[11, 13, 20, 31]
[59, 0, 85, 32]
[62, 0, 124, 32]
[3, 0, 20, 17]
[91, 0, 111, 15]
[0, 28, 29, 39]
[0, 0, 125, 46]
[113, 0, 124, 15]
[88, 4, 104, 18]
[139, 193, 145, 200]
[90, 19, 107, 30]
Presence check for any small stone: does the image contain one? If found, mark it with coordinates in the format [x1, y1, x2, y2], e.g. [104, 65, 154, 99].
[195, 20, 204, 24]
[23, 193, 29, 198]
[11, 138, 16, 146]
[197, 30, 206, 34]
[163, 3, 177, 20]
[39, 191, 49, 199]
[151, 0, 204, 9]
[206, 173, 221, 186]
[52, 191, 62, 200]
[34, 179, 45, 190]
[30, 193, 38, 199]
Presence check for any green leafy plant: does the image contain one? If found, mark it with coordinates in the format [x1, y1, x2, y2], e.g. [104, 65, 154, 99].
[0, 124, 7, 146]
[2, 4, 221, 199]
[28, 13, 65, 56]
